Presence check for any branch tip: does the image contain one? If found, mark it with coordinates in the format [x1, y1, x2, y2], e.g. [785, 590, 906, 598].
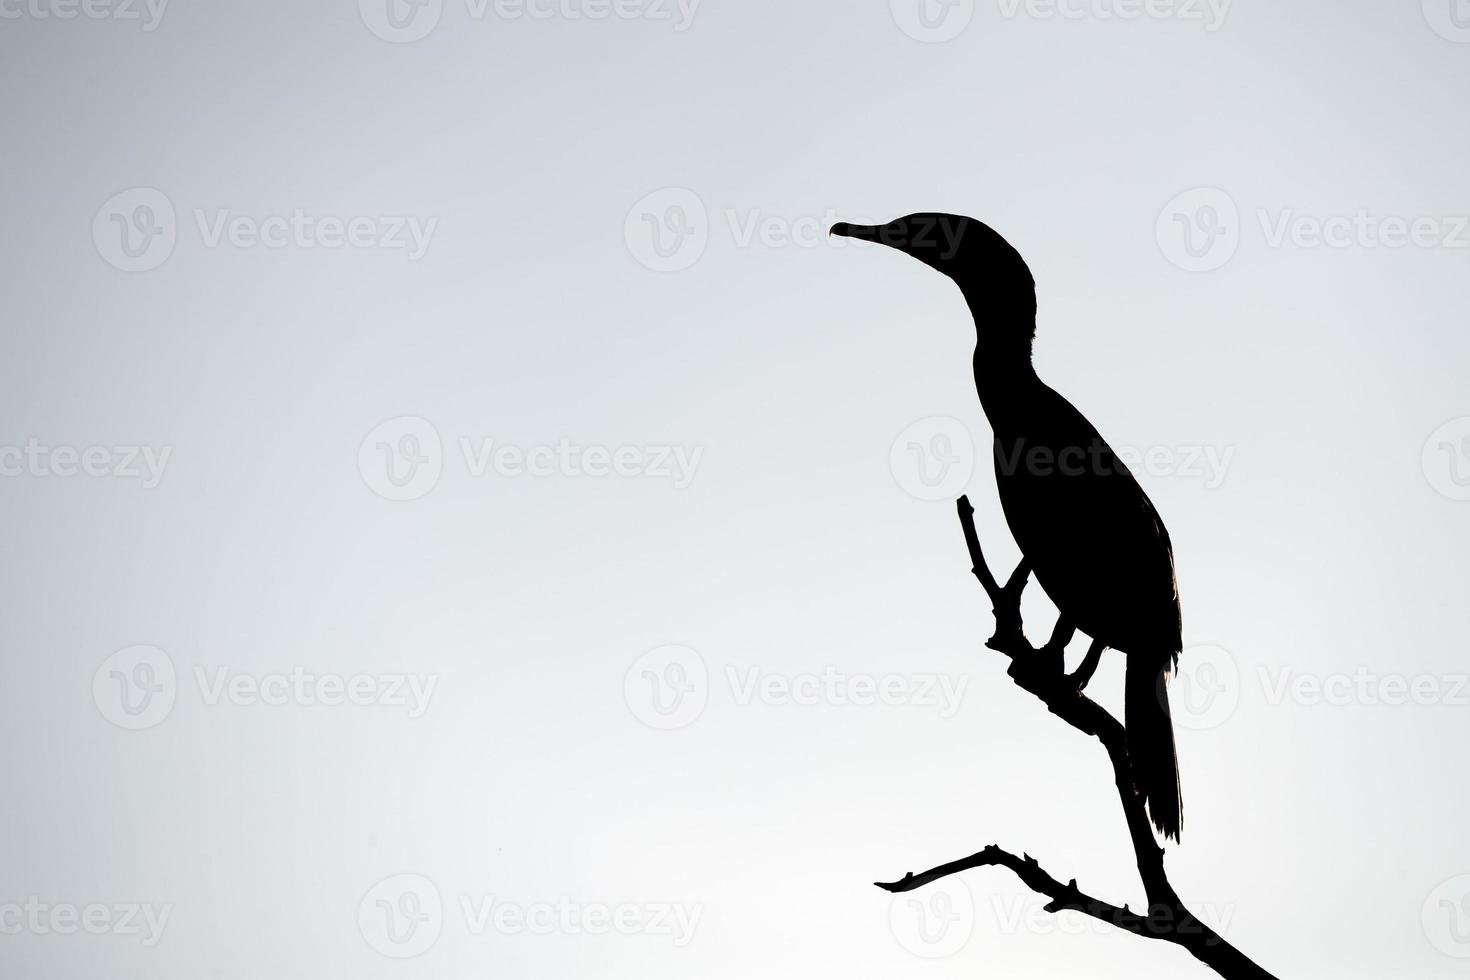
[870, 497, 1284, 979]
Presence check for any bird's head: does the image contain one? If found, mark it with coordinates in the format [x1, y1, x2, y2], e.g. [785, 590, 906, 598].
[831, 213, 1038, 352]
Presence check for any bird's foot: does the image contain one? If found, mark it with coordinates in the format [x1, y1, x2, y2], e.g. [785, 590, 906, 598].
[986, 626, 1025, 655]
[1036, 641, 1067, 678]
[1063, 639, 1106, 694]
[1006, 641, 1068, 693]
[986, 608, 1027, 656]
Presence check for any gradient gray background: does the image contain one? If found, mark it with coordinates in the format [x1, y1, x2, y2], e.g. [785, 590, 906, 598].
[2, 0, 1469, 977]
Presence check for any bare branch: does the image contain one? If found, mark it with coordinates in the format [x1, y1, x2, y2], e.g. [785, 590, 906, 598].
[872, 496, 1282, 980]
[953, 496, 1175, 908]
[958, 496, 1003, 600]
[876, 845, 1152, 937]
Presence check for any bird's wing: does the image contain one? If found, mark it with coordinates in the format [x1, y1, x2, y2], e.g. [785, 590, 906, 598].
[993, 386, 1182, 654]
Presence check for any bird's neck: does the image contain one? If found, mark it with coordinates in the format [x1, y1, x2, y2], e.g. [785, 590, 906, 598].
[973, 344, 1040, 430]
[966, 300, 1041, 431]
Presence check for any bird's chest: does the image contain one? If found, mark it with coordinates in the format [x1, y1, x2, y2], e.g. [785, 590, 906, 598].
[988, 435, 1178, 651]
[990, 436, 1085, 559]
[991, 437, 1125, 627]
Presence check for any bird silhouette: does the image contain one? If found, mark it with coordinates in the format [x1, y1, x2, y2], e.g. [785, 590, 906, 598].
[834, 214, 1183, 841]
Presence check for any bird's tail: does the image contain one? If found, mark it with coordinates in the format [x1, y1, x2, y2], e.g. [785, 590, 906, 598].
[1125, 654, 1183, 842]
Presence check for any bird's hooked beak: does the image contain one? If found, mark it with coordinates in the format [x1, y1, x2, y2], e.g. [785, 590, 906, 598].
[831, 215, 974, 273]
[830, 222, 892, 246]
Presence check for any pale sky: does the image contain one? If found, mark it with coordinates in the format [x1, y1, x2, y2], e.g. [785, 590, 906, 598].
[2, 1, 1469, 978]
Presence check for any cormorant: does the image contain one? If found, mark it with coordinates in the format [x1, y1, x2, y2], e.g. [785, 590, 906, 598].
[833, 214, 1184, 841]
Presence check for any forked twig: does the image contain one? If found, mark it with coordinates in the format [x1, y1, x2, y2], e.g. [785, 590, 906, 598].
[874, 496, 1280, 980]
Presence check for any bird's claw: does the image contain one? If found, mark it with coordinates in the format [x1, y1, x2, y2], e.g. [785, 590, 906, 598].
[987, 626, 1024, 652]
[1036, 642, 1066, 677]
